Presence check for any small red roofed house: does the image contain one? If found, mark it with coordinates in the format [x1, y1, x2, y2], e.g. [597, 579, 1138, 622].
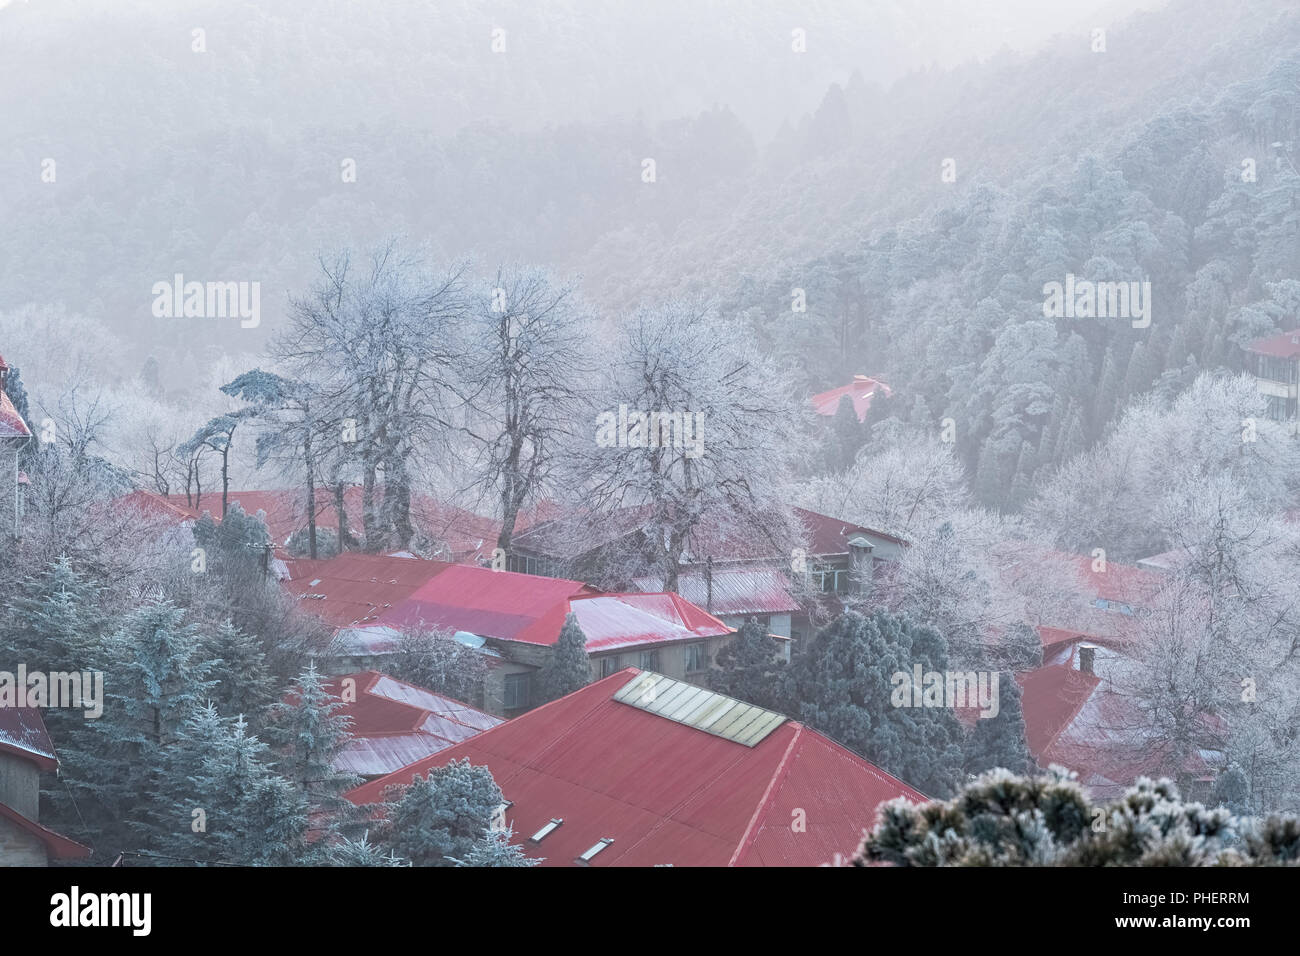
[317, 671, 503, 779]
[1244, 328, 1300, 421]
[0, 708, 91, 865]
[345, 669, 926, 866]
[1015, 644, 1219, 802]
[810, 375, 893, 423]
[284, 553, 740, 717]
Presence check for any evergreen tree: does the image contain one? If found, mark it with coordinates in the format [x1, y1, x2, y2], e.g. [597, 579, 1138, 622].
[708, 618, 788, 711]
[448, 826, 542, 867]
[4, 555, 104, 675]
[322, 834, 409, 866]
[784, 610, 965, 797]
[963, 673, 1033, 776]
[267, 664, 361, 824]
[858, 768, 1300, 867]
[377, 758, 504, 866]
[58, 601, 217, 856]
[536, 613, 591, 703]
[201, 618, 277, 725]
[154, 703, 307, 866]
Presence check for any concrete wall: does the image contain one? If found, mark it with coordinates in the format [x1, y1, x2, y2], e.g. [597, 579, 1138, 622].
[0, 815, 47, 866]
[0, 753, 39, 820]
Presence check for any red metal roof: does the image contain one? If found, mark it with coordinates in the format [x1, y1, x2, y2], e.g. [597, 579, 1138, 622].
[810, 375, 893, 422]
[318, 671, 502, 778]
[0, 707, 58, 773]
[345, 669, 926, 866]
[166, 487, 501, 562]
[0, 387, 29, 439]
[1246, 328, 1300, 358]
[287, 553, 727, 653]
[633, 566, 801, 617]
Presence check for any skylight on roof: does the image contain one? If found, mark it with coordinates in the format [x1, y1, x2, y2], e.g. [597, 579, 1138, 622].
[613, 672, 787, 747]
[530, 818, 563, 843]
[576, 838, 614, 864]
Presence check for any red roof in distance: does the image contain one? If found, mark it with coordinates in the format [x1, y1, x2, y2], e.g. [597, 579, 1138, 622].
[1246, 328, 1300, 359]
[346, 669, 926, 866]
[810, 375, 893, 422]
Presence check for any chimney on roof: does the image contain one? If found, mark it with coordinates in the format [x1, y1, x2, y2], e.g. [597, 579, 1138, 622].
[1078, 644, 1097, 675]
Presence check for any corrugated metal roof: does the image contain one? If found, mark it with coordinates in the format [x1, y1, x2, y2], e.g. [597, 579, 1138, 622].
[347, 669, 926, 867]
[0, 706, 58, 772]
[318, 671, 502, 778]
[633, 566, 800, 616]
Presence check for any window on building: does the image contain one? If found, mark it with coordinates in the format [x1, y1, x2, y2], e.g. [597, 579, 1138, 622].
[639, 649, 660, 671]
[599, 655, 621, 678]
[503, 673, 531, 712]
[685, 643, 707, 672]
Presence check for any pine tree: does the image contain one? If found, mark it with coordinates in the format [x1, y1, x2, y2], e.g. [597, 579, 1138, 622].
[4, 555, 104, 673]
[858, 768, 1300, 867]
[708, 618, 788, 711]
[322, 834, 410, 866]
[392, 629, 488, 706]
[536, 613, 590, 703]
[377, 758, 504, 866]
[784, 610, 965, 797]
[155, 703, 308, 866]
[58, 601, 218, 856]
[963, 673, 1033, 776]
[201, 618, 277, 725]
[448, 826, 541, 867]
[267, 664, 361, 827]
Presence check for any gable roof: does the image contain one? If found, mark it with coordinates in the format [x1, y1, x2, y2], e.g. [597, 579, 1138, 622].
[345, 669, 926, 866]
[319, 671, 503, 778]
[0, 388, 29, 440]
[286, 553, 728, 654]
[810, 375, 893, 422]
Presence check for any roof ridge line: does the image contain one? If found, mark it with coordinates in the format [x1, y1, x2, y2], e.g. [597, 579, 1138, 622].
[727, 723, 802, 867]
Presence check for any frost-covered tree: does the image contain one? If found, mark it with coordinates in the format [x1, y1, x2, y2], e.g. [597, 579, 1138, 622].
[708, 618, 787, 711]
[391, 629, 488, 707]
[267, 664, 362, 832]
[448, 825, 541, 867]
[858, 768, 1300, 867]
[275, 243, 469, 552]
[784, 610, 965, 797]
[963, 672, 1033, 776]
[200, 618, 278, 725]
[576, 300, 805, 592]
[376, 758, 504, 866]
[155, 703, 307, 866]
[57, 601, 217, 855]
[536, 613, 590, 703]
[461, 266, 592, 556]
[322, 834, 410, 866]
